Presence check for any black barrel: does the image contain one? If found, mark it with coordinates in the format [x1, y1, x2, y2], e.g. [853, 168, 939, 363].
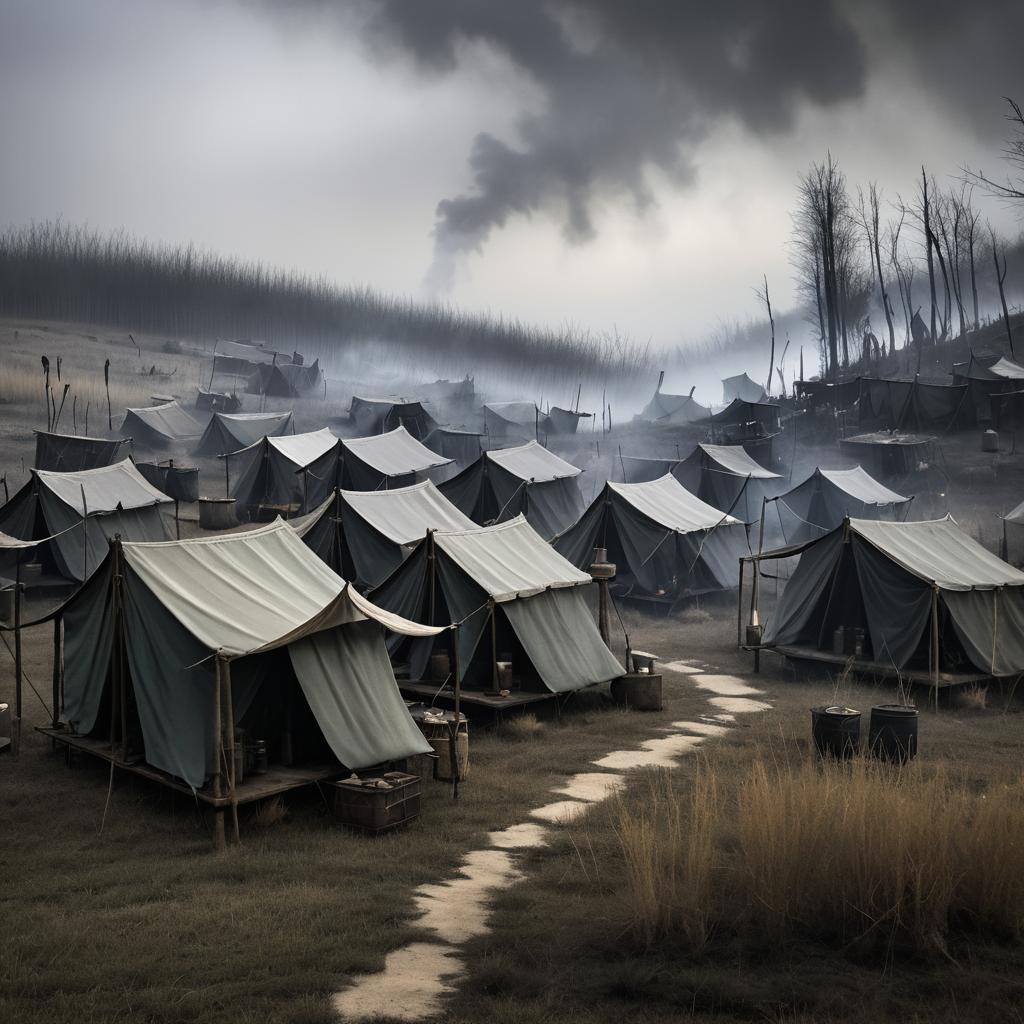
[811, 705, 861, 759]
[869, 704, 919, 762]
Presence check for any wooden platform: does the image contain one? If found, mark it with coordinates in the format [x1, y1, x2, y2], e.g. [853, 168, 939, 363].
[769, 645, 990, 689]
[38, 728, 340, 808]
[399, 681, 556, 712]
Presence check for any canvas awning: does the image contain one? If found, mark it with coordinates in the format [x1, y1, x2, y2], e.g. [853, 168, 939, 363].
[341, 481, 475, 545]
[609, 474, 742, 531]
[341, 426, 451, 479]
[434, 515, 592, 603]
[486, 441, 581, 482]
[35, 459, 172, 514]
[485, 401, 537, 425]
[694, 444, 780, 479]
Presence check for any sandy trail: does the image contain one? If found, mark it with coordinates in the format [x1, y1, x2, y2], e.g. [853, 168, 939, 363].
[333, 666, 770, 1021]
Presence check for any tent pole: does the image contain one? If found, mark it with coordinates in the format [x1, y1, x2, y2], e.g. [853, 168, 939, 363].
[224, 454, 230, 497]
[223, 657, 240, 845]
[1002, 519, 1009, 562]
[451, 623, 461, 802]
[51, 615, 62, 730]
[490, 600, 499, 695]
[737, 558, 745, 647]
[12, 556, 22, 757]
[931, 585, 940, 712]
[213, 655, 226, 852]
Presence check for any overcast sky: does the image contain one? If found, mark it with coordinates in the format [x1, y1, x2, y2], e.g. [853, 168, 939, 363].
[1, 0, 1021, 351]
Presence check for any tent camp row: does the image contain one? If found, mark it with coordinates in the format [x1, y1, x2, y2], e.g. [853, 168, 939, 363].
[227, 427, 454, 517]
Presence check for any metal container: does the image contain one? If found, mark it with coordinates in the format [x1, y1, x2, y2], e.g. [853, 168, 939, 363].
[869, 704, 919, 762]
[589, 546, 616, 581]
[331, 772, 421, 834]
[610, 673, 664, 711]
[199, 497, 238, 530]
[811, 705, 861, 759]
[251, 739, 268, 775]
[746, 623, 764, 647]
[982, 429, 999, 452]
[429, 652, 451, 683]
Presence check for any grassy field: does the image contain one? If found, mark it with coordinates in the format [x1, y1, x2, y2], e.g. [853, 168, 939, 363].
[4, 313, 1024, 1023]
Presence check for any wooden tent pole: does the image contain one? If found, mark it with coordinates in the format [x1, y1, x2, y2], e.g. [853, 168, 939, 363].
[223, 657, 240, 845]
[213, 654, 226, 852]
[51, 615, 63, 729]
[12, 556, 22, 757]
[490, 600, 499, 695]
[931, 585, 940, 712]
[737, 558, 745, 646]
[451, 622, 461, 801]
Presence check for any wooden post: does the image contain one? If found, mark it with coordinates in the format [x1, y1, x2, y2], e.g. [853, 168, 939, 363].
[489, 601, 499, 694]
[737, 558, 745, 647]
[451, 622, 462, 801]
[12, 557, 22, 757]
[223, 657, 240, 844]
[52, 616, 63, 729]
[213, 655, 226, 852]
[931, 585, 940, 712]
[223, 454, 230, 497]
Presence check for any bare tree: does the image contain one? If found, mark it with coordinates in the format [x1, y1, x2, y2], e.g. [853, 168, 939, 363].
[858, 182, 897, 355]
[754, 275, 776, 396]
[991, 227, 1015, 357]
[965, 98, 1024, 202]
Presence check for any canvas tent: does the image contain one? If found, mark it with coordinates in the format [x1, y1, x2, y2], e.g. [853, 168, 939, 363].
[761, 517, 1024, 678]
[554, 474, 748, 604]
[839, 432, 933, 479]
[228, 428, 339, 516]
[440, 440, 584, 541]
[770, 467, 912, 545]
[291, 480, 475, 588]
[213, 340, 294, 376]
[370, 515, 623, 693]
[953, 355, 1024, 424]
[0, 459, 172, 582]
[122, 401, 202, 448]
[424, 427, 482, 469]
[247, 360, 322, 397]
[794, 378, 861, 413]
[674, 444, 783, 523]
[349, 397, 438, 441]
[637, 387, 710, 425]
[301, 427, 455, 510]
[483, 402, 539, 440]
[51, 521, 437, 793]
[33, 431, 129, 473]
[723, 373, 767, 404]
[701, 398, 782, 441]
[546, 407, 593, 435]
[195, 411, 294, 456]
[857, 378, 971, 433]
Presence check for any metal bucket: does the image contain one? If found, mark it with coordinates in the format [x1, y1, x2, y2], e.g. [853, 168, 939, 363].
[811, 705, 861, 759]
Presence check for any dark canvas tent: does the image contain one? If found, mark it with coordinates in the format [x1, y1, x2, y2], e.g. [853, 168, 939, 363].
[247, 360, 322, 397]
[674, 444, 783, 523]
[52, 520, 436, 792]
[349, 397, 438, 441]
[228, 428, 340, 516]
[794, 378, 861, 413]
[195, 411, 295, 456]
[546, 407, 593, 434]
[857, 377, 971, 432]
[34, 431, 129, 473]
[424, 427, 482, 471]
[302, 427, 454, 508]
[953, 355, 1024, 424]
[370, 515, 623, 693]
[291, 480, 475, 587]
[122, 401, 202, 448]
[440, 440, 584, 541]
[0, 459, 172, 582]
[762, 517, 1024, 677]
[701, 398, 782, 441]
[723, 373, 767, 404]
[839, 432, 933, 478]
[213, 340, 294, 376]
[554, 474, 748, 604]
[483, 402, 538, 441]
[770, 467, 912, 545]
[637, 387, 710, 425]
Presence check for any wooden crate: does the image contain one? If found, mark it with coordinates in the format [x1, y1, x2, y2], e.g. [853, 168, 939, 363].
[330, 772, 421, 834]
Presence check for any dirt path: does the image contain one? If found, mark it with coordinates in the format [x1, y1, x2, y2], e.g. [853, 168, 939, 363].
[333, 660, 770, 1022]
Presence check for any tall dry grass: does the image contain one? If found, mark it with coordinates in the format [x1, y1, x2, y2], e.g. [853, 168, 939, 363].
[611, 754, 1024, 958]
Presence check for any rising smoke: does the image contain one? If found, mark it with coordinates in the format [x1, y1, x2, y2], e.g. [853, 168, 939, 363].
[258, 0, 1024, 293]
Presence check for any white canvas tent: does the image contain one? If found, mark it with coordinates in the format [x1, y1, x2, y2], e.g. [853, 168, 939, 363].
[195, 411, 294, 456]
[292, 480, 476, 587]
[122, 401, 202, 447]
[555, 474, 748, 604]
[0, 459, 172, 582]
[370, 516, 623, 694]
[54, 521, 438, 792]
[674, 443, 783, 523]
[440, 440, 585, 541]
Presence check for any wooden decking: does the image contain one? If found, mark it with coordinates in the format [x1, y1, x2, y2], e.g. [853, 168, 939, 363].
[399, 681, 556, 712]
[768, 644, 990, 689]
[37, 727, 340, 808]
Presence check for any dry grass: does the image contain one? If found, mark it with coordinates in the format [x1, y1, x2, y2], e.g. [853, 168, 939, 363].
[956, 683, 989, 710]
[500, 713, 546, 741]
[612, 752, 1024, 958]
[613, 767, 716, 950]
